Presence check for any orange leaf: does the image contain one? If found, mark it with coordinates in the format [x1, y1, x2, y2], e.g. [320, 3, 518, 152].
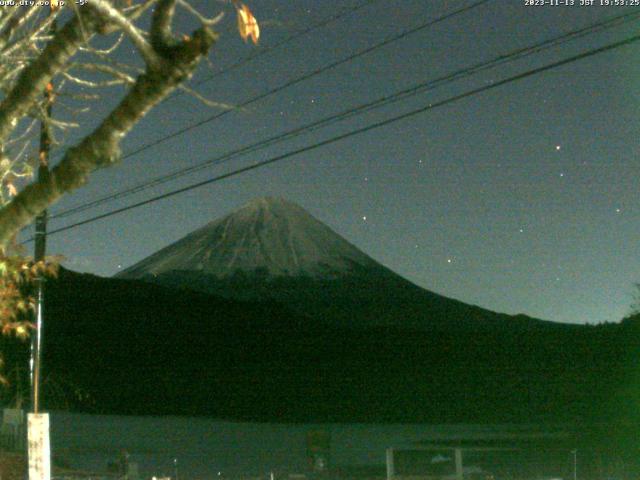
[236, 3, 260, 45]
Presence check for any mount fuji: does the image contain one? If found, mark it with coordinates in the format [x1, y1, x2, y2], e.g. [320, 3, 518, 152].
[116, 197, 548, 331]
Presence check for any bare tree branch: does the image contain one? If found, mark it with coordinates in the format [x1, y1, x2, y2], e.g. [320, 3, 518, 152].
[69, 62, 136, 84]
[79, 33, 125, 55]
[0, 6, 39, 48]
[124, 0, 159, 20]
[0, 13, 102, 144]
[151, 0, 178, 54]
[88, 0, 160, 68]
[177, 84, 234, 110]
[0, 0, 260, 249]
[177, 0, 225, 27]
[0, 23, 218, 246]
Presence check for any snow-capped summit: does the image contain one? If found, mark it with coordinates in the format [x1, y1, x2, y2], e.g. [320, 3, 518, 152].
[117, 197, 380, 279]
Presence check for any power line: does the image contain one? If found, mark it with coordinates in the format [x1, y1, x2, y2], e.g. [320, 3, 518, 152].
[46, 0, 383, 167]
[27, 32, 640, 241]
[47, 0, 491, 219]
[101, 0, 494, 162]
[50, 8, 640, 220]
[179, 0, 382, 92]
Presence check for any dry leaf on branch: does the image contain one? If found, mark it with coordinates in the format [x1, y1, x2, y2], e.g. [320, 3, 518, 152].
[5, 182, 17, 198]
[236, 3, 260, 45]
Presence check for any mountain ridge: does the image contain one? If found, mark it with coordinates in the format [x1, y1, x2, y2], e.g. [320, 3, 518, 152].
[117, 197, 560, 331]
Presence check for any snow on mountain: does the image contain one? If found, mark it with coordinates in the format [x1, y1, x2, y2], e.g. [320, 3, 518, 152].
[117, 197, 381, 280]
[115, 197, 558, 332]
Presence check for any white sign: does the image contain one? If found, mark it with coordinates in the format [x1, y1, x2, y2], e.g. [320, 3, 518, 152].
[28, 413, 51, 480]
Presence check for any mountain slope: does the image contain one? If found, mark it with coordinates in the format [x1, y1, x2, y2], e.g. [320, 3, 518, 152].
[117, 197, 555, 331]
[0, 268, 634, 425]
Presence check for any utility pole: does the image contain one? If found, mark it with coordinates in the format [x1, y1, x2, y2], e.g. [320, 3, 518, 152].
[31, 3, 57, 415]
[28, 11, 56, 480]
[30, 70, 53, 414]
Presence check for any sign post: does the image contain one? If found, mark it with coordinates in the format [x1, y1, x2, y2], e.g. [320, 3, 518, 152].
[27, 413, 51, 480]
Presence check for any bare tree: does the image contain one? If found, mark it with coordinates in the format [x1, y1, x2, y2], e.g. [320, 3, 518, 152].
[0, 0, 258, 344]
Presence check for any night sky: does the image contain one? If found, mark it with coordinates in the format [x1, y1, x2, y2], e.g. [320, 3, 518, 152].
[29, 0, 640, 325]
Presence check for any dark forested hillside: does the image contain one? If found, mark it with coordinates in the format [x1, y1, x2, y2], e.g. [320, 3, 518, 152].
[0, 268, 635, 425]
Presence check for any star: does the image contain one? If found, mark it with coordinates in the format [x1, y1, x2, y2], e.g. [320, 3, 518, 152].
[556, 145, 561, 151]
[447, 258, 452, 264]
[362, 215, 367, 221]
[559, 172, 565, 177]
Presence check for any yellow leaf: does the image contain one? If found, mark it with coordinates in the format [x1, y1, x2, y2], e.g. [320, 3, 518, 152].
[6, 182, 16, 197]
[236, 3, 259, 45]
[15, 324, 29, 339]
